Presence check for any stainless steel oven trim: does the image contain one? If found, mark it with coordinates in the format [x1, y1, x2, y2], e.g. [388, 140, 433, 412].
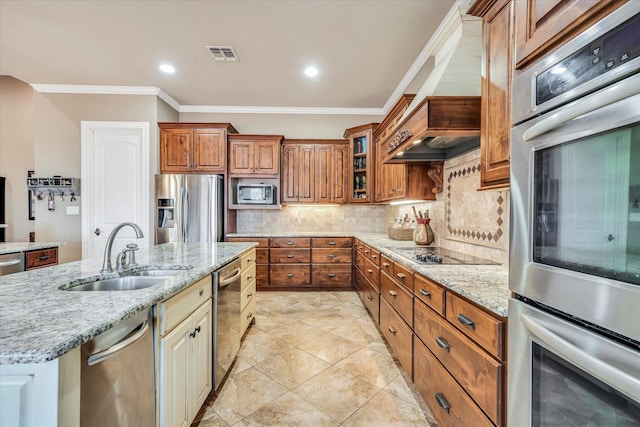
[508, 298, 640, 426]
[512, 2, 640, 124]
[510, 84, 640, 342]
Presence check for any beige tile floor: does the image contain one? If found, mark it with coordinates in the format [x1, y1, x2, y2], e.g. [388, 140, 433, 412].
[192, 291, 436, 427]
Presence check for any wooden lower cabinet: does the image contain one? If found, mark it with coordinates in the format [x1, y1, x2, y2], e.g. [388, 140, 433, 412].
[311, 264, 352, 287]
[414, 337, 494, 427]
[380, 270, 413, 326]
[269, 264, 311, 287]
[362, 279, 380, 324]
[380, 298, 413, 378]
[25, 247, 58, 270]
[415, 299, 503, 424]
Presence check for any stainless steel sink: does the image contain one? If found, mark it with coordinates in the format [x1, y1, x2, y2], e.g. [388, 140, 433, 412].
[127, 269, 188, 277]
[64, 276, 164, 291]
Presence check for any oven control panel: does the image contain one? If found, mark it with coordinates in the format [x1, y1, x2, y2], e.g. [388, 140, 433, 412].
[536, 12, 640, 105]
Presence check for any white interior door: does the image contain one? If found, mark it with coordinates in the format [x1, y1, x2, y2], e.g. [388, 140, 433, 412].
[81, 122, 150, 260]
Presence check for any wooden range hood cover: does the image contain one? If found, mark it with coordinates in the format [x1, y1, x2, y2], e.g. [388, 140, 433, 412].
[380, 96, 481, 163]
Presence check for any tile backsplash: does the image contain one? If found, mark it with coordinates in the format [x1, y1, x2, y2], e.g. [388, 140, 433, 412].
[236, 149, 509, 264]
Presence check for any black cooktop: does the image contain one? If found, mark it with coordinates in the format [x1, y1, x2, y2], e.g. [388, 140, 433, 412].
[390, 247, 499, 265]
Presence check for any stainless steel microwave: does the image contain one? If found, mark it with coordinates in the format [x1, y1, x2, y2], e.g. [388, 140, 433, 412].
[237, 183, 276, 204]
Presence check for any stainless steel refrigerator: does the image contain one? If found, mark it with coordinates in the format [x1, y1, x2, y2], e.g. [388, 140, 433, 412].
[155, 174, 224, 244]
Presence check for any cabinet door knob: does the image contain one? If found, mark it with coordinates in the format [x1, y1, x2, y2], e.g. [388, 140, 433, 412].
[94, 228, 101, 236]
[199, 288, 204, 296]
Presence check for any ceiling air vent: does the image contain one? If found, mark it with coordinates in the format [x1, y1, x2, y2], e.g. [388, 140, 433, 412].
[207, 46, 239, 62]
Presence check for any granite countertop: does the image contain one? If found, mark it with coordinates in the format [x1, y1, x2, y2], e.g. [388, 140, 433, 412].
[228, 232, 510, 317]
[0, 242, 255, 364]
[0, 242, 65, 255]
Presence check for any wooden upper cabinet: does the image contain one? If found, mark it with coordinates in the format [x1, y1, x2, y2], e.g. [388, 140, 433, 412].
[159, 123, 237, 174]
[513, 0, 626, 69]
[228, 135, 282, 176]
[281, 140, 347, 204]
[469, 0, 513, 190]
[344, 124, 377, 203]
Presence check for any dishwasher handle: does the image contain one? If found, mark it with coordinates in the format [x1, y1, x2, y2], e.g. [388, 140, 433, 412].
[87, 320, 149, 366]
[0, 259, 22, 267]
[219, 267, 241, 288]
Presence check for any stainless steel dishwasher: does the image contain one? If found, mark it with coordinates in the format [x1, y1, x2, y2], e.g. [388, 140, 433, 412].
[80, 308, 155, 427]
[0, 252, 24, 276]
[212, 258, 242, 390]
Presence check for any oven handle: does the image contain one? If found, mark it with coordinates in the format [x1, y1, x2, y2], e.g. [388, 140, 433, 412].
[521, 314, 640, 402]
[523, 74, 640, 141]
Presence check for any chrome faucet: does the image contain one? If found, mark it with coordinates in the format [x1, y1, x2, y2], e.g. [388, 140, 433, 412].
[101, 222, 144, 273]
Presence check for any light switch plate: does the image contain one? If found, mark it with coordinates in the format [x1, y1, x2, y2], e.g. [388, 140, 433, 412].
[66, 206, 80, 215]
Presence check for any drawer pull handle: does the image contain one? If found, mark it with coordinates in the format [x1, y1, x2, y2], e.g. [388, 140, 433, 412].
[419, 288, 431, 298]
[364, 250, 369, 254]
[286, 241, 294, 245]
[367, 269, 373, 274]
[457, 314, 476, 330]
[247, 258, 253, 262]
[37, 255, 51, 261]
[199, 288, 204, 296]
[388, 290, 397, 297]
[247, 312, 253, 320]
[328, 273, 336, 278]
[382, 262, 390, 268]
[367, 295, 373, 301]
[396, 273, 406, 280]
[286, 254, 294, 258]
[328, 254, 337, 258]
[190, 331, 196, 338]
[435, 336, 450, 353]
[328, 241, 336, 245]
[388, 326, 397, 335]
[286, 273, 294, 277]
[247, 292, 253, 298]
[247, 275, 253, 280]
[372, 255, 377, 259]
[435, 393, 450, 413]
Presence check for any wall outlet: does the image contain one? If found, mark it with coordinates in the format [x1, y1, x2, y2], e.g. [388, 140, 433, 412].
[66, 206, 80, 215]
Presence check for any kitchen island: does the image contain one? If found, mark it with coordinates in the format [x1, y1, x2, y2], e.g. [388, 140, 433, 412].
[0, 241, 255, 427]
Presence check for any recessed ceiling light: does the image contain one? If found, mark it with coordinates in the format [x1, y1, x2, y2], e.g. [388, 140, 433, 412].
[304, 66, 319, 77]
[159, 64, 175, 74]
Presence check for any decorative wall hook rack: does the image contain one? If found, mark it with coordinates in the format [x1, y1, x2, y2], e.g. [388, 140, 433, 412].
[27, 177, 81, 196]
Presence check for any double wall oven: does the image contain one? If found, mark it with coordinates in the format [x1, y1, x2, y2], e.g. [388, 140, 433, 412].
[510, 3, 640, 425]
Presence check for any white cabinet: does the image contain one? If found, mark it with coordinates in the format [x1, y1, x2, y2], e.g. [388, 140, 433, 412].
[240, 249, 257, 335]
[157, 276, 213, 427]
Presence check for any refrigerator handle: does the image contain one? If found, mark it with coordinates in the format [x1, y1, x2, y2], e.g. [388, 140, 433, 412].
[181, 186, 188, 242]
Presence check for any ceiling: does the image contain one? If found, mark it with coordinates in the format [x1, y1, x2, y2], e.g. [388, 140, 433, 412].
[0, 0, 464, 113]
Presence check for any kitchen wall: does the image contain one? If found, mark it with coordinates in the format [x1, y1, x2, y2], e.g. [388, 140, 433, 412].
[179, 112, 384, 140]
[379, 149, 509, 265]
[0, 76, 35, 242]
[237, 149, 509, 265]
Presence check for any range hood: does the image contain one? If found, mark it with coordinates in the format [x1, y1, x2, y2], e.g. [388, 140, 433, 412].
[379, 96, 481, 163]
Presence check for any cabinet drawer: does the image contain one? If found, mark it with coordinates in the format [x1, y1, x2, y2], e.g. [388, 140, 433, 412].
[363, 257, 380, 290]
[311, 237, 352, 248]
[363, 280, 380, 324]
[369, 248, 381, 266]
[242, 263, 256, 291]
[255, 248, 269, 264]
[414, 337, 493, 427]
[380, 254, 393, 275]
[311, 264, 352, 287]
[269, 264, 311, 287]
[380, 271, 413, 327]
[270, 248, 311, 264]
[380, 298, 413, 378]
[446, 293, 505, 360]
[363, 245, 372, 259]
[354, 239, 366, 252]
[311, 248, 352, 263]
[25, 248, 58, 270]
[241, 297, 256, 334]
[240, 248, 256, 271]
[270, 237, 310, 248]
[354, 250, 366, 273]
[158, 275, 212, 336]
[227, 237, 269, 248]
[414, 274, 445, 316]
[393, 262, 414, 292]
[241, 279, 256, 311]
[415, 299, 503, 424]
[256, 264, 268, 287]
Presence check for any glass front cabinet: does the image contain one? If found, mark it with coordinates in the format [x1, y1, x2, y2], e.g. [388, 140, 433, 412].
[344, 123, 377, 203]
